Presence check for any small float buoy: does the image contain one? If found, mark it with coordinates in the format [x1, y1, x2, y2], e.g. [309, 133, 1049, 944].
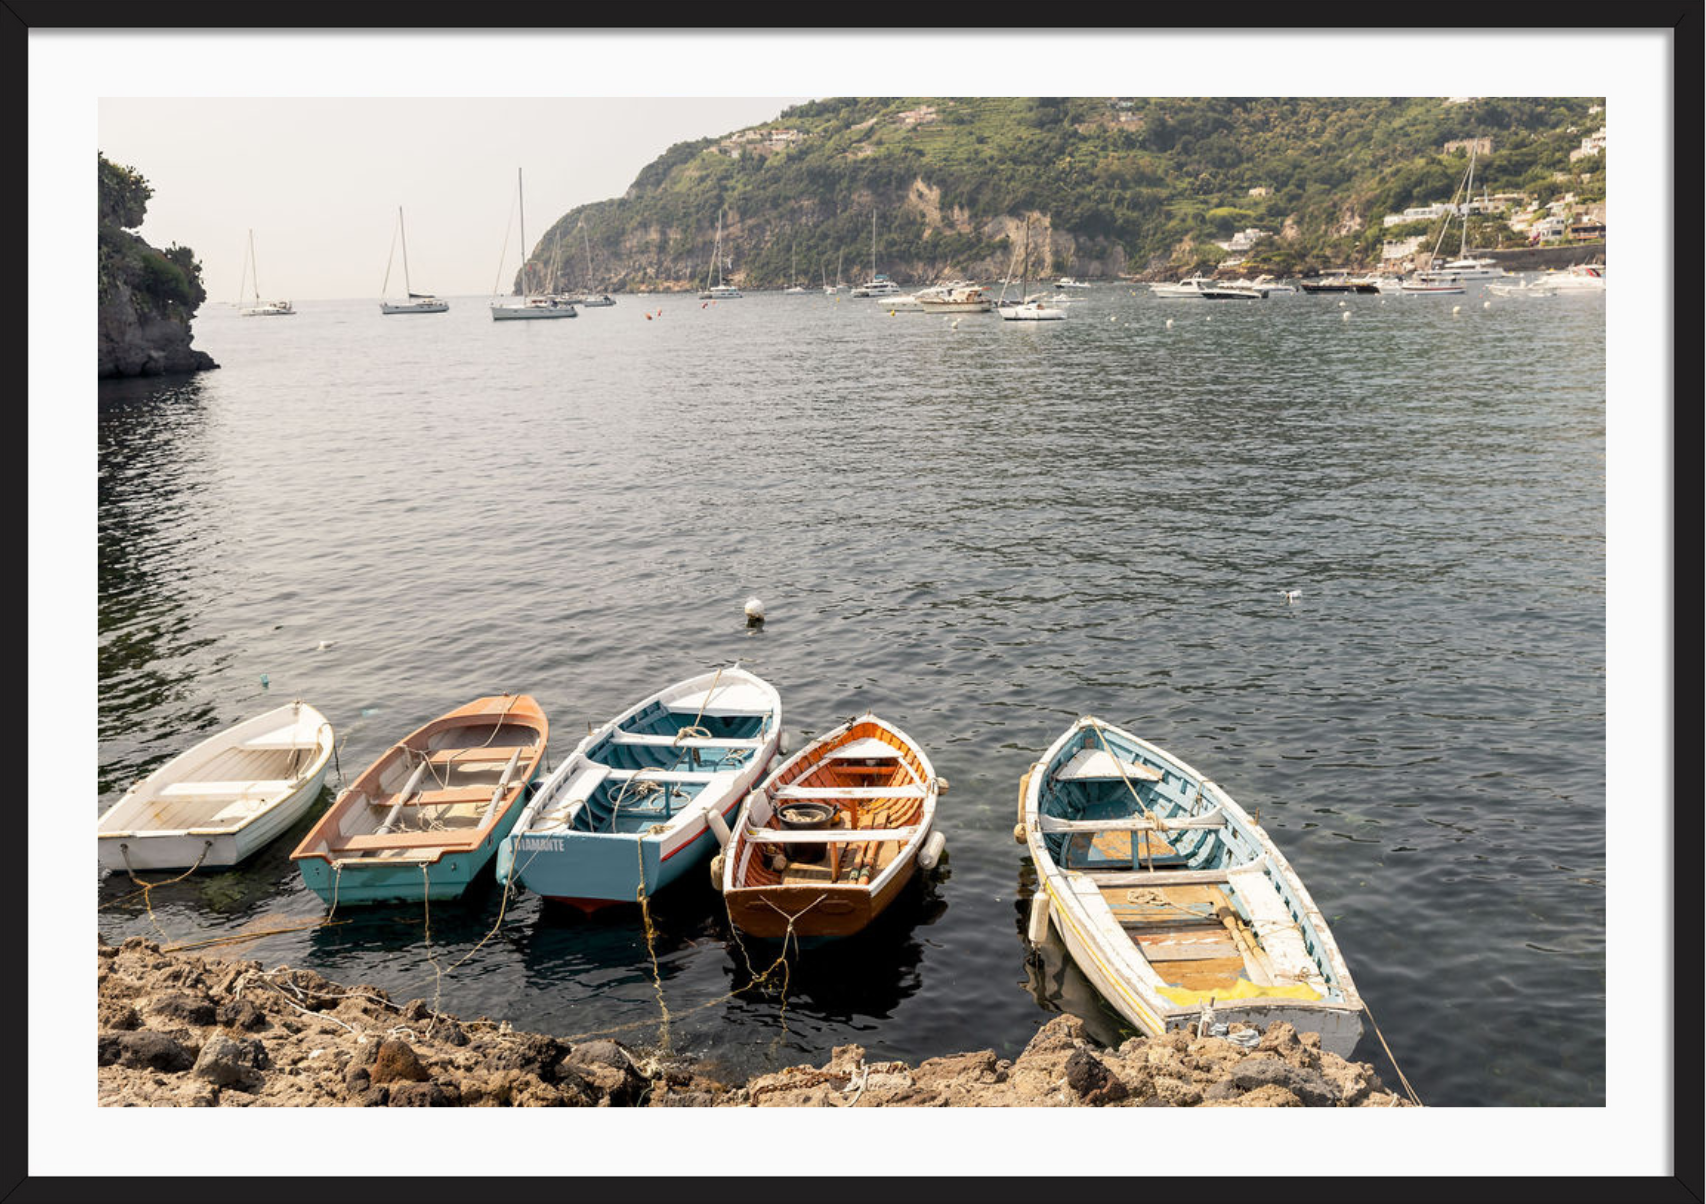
[705, 806, 731, 849]
[1280, 589, 1303, 602]
[315, 639, 334, 651]
[1483, 301, 1491, 309]
[260, 674, 270, 690]
[1339, 299, 1347, 307]
[744, 597, 765, 627]
[1342, 311, 1351, 321]
[1452, 305, 1462, 314]
[1027, 894, 1051, 945]
[1165, 318, 1173, 328]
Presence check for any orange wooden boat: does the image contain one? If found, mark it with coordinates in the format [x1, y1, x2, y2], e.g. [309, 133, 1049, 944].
[719, 713, 945, 940]
[291, 693, 547, 905]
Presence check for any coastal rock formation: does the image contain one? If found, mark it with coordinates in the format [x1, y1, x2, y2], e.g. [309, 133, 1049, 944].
[98, 154, 218, 380]
[97, 937, 1413, 1108]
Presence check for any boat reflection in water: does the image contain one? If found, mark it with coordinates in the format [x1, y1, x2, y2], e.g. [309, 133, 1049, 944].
[1013, 861, 1133, 1051]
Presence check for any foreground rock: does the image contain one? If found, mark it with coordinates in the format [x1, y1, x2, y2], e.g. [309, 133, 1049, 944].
[97, 937, 1411, 1107]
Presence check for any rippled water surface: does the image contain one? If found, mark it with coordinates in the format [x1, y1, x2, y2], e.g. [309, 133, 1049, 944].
[96, 284, 1606, 1105]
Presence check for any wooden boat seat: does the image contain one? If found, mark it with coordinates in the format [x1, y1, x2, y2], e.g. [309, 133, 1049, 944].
[608, 732, 765, 748]
[1052, 748, 1164, 783]
[367, 785, 507, 807]
[240, 717, 325, 750]
[743, 825, 916, 844]
[418, 747, 530, 767]
[1082, 855, 1266, 889]
[771, 785, 925, 799]
[1040, 807, 1224, 834]
[159, 779, 294, 799]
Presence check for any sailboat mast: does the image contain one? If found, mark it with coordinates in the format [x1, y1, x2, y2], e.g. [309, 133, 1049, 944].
[1460, 146, 1475, 259]
[399, 207, 413, 294]
[249, 229, 261, 302]
[871, 209, 877, 279]
[518, 168, 528, 296]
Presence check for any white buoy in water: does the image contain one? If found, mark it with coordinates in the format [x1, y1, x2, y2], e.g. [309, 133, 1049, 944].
[1165, 318, 1173, 328]
[1342, 311, 1351, 321]
[1452, 305, 1462, 314]
[1483, 301, 1491, 309]
[744, 597, 765, 626]
[1280, 589, 1303, 603]
[1339, 299, 1347, 307]
[315, 640, 334, 651]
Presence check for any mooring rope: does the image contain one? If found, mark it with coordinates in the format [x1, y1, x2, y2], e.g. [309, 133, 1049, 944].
[1362, 998, 1425, 1106]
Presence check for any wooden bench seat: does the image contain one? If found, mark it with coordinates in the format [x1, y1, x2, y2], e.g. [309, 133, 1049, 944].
[1040, 806, 1224, 834]
[367, 785, 508, 808]
[159, 779, 295, 799]
[771, 785, 925, 800]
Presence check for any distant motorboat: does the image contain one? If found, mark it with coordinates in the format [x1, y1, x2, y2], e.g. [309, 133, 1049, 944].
[1152, 275, 1261, 300]
[918, 282, 994, 313]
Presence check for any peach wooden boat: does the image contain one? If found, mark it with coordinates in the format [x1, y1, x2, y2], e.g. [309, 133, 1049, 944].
[719, 713, 945, 941]
[290, 694, 547, 905]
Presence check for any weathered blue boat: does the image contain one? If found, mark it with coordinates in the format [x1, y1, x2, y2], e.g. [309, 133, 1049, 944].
[497, 666, 780, 911]
[291, 694, 548, 905]
[1019, 716, 1365, 1056]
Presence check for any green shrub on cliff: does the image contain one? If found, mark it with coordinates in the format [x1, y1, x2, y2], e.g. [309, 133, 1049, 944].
[98, 153, 208, 315]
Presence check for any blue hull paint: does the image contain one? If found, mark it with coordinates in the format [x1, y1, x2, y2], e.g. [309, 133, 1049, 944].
[299, 793, 529, 906]
[498, 802, 725, 904]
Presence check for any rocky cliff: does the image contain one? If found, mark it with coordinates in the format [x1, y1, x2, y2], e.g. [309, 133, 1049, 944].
[98, 154, 217, 379]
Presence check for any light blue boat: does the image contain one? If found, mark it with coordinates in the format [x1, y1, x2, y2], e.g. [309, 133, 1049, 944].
[497, 666, 781, 911]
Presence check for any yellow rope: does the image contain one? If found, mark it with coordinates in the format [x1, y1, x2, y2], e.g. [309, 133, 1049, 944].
[634, 831, 670, 1051]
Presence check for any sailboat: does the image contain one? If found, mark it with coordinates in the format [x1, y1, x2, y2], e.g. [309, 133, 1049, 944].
[1407, 144, 1505, 291]
[237, 230, 294, 316]
[698, 209, 742, 300]
[379, 207, 448, 314]
[492, 168, 577, 321]
[997, 218, 1065, 321]
[784, 240, 809, 294]
[850, 210, 900, 296]
[576, 222, 616, 307]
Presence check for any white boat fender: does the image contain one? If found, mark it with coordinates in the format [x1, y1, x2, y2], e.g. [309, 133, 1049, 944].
[1027, 894, 1050, 945]
[705, 804, 731, 849]
[1013, 823, 1026, 844]
[918, 830, 947, 871]
[709, 852, 725, 891]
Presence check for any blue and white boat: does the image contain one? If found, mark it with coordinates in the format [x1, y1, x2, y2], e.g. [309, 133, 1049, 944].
[1020, 716, 1365, 1056]
[497, 666, 781, 911]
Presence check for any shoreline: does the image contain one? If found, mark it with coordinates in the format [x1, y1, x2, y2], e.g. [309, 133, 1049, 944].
[98, 936, 1413, 1107]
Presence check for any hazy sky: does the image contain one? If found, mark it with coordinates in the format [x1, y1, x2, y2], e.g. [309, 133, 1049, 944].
[100, 97, 812, 300]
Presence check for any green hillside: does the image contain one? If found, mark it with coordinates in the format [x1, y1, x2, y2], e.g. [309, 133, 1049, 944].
[525, 96, 1607, 291]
